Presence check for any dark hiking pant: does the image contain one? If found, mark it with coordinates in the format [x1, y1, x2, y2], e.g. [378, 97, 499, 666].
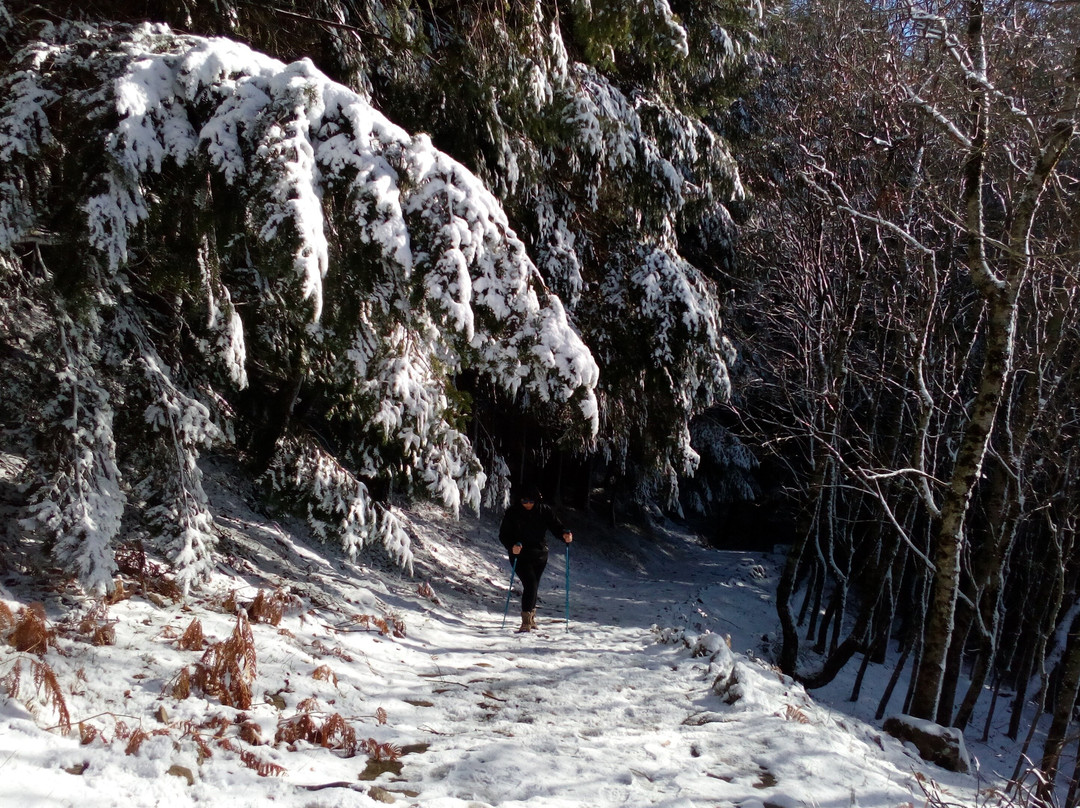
[510, 552, 548, 612]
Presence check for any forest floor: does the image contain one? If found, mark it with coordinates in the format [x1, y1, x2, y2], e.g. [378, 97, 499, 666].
[0, 455, 1034, 806]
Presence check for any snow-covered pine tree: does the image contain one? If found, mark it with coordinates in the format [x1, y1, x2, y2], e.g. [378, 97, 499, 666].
[0, 19, 598, 590]
[18, 0, 765, 513]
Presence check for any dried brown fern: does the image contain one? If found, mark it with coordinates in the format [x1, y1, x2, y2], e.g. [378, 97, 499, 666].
[784, 704, 811, 724]
[166, 667, 192, 700]
[249, 590, 285, 626]
[178, 618, 205, 651]
[237, 749, 286, 777]
[274, 712, 358, 756]
[32, 659, 72, 734]
[0, 601, 15, 631]
[79, 722, 98, 745]
[275, 712, 319, 747]
[374, 707, 388, 726]
[316, 714, 357, 754]
[4, 659, 72, 735]
[9, 604, 52, 655]
[360, 738, 401, 762]
[312, 665, 338, 685]
[125, 728, 150, 755]
[194, 611, 257, 709]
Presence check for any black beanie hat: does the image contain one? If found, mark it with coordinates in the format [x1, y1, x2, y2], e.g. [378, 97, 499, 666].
[521, 484, 542, 502]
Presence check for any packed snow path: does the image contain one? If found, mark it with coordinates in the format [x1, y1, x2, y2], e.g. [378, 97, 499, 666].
[360, 515, 952, 808]
[0, 496, 982, 808]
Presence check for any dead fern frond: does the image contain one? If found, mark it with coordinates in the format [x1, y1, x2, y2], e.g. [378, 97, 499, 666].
[238, 749, 286, 777]
[1, 659, 21, 698]
[361, 737, 401, 762]
[296, 696, 321, 713]
[178, 619, 205, 651]
[125, 728, 149, 755]
[312, 665, 338, 685]
[32, 659, 71, 734]
[249, 590, 284, 626]
[784, 704, 811, 724]
[10, 605, 52, 655]
[79, 722, 98, 745]
[114, 720, 131, 741]
[316, 713, 357, 755]
[239, 720, 263, 746]
[0, 601, 16, 631]
[374, 707, 388, 726]
[272, 712, 359, 755]
[194, 611, 257, 708]
[166, 667, 192, 700]
[275, 712, 319, 747]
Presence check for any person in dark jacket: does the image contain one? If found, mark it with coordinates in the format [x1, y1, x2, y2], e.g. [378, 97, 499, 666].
[499, 484, 572, 632]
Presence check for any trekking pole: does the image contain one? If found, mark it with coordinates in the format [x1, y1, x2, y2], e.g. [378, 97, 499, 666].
[501, 556, 519, 629]
[564, 543, 571, 631]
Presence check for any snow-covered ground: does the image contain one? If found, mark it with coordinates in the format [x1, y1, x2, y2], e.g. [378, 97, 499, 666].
[0, 458, 1020, 807]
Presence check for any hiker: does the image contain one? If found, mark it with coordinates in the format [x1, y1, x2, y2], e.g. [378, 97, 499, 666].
[499, 484, 572, 632]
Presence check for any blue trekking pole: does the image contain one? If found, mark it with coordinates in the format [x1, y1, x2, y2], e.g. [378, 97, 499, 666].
[501, 556, 519, 629]
[564, 543, 571, 631]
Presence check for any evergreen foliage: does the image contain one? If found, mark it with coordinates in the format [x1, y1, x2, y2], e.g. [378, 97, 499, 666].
[0, 17, 600, 590]
[5, 0, 762, 510]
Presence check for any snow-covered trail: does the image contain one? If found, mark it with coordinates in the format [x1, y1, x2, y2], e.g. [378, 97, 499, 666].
[0, 490, 980, 808]
[366, 516, 937, 808]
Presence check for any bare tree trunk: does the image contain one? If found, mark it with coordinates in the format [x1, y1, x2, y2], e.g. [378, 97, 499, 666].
[909, 21, 1076, 717]
[876, 639, 912, 721]
[1038, 611, 1080, 803]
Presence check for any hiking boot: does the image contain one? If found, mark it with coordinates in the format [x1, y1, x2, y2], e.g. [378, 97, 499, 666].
[516, 612, 532, 632]
[527, 610, 537, 630]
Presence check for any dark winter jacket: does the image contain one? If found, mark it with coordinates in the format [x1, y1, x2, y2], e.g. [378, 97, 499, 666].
[498, 501, 567, 558]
